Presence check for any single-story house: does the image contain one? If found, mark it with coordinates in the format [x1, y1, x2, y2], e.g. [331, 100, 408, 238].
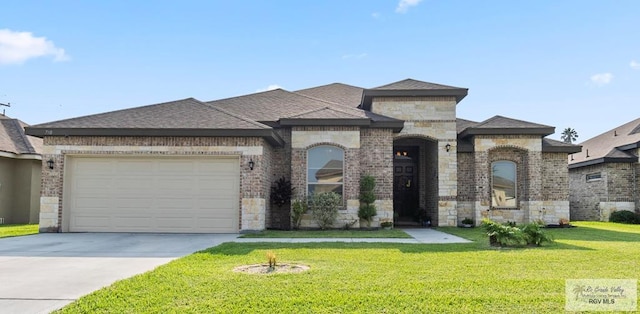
[25, 79, 580, 233]
[568, 118, 640, 221]
[0, 114, 42, 224]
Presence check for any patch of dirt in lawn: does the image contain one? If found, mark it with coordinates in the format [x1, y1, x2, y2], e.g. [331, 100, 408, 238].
[233, 263, 310, 274]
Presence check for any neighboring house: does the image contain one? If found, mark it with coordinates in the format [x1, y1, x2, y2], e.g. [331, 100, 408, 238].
[0, 115, 42, 224]
[25, 79, 579, 233]
[568, 118, 640, 221]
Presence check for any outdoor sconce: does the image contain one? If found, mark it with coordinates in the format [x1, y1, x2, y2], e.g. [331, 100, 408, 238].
[445, 143, 451, 152]
[248, 159, 255, 170]
[47, 159, 55, 170]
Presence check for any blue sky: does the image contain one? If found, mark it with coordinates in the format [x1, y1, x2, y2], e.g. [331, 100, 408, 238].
[1, 0, 639, 142]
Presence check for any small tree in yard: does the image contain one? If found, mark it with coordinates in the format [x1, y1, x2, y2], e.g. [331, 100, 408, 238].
[358, 175, 377, 228]
[309, 192, 341, 230]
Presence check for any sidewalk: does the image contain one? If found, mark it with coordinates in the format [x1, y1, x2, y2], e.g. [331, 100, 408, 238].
[233, 228, 471, 244]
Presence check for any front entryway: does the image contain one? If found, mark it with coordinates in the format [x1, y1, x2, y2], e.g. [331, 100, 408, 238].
[393, 138, 439, 226]
[393, 146, 419, 224]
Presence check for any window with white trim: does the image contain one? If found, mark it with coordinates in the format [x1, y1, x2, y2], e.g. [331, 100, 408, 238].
[307, 145, 344, 196]
[491, 161, 517, 208]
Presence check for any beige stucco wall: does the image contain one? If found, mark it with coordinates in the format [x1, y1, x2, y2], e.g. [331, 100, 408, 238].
[0, 157, 41, 224]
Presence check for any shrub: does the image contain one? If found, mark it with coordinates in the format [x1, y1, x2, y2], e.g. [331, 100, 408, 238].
[521, 222, 553, 246]
[291, 199, 308, 230]
[309, 192, 341, 230]
[482, 219, 553, 247]
[482, 219, 526, 247]
[461, 217, 474, 225]
[609, 210, 639, 224]
[358, 175, 377, 227]
[270, 176, 293, 208]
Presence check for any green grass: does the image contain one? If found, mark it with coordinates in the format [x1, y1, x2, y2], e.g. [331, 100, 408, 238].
[0, 224, 38, 238]
[240, 228, 412, 238]
[58, 222, 640, 313]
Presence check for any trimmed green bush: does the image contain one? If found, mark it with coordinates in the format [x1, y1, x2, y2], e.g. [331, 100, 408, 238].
[291, 199, 308, 230]
[609, 210, 639, 224]
[309, 192, 341, 229]
[358, 175, 377, 227]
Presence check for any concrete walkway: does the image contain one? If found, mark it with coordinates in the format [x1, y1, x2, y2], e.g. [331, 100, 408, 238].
[233, 228, 471, 244]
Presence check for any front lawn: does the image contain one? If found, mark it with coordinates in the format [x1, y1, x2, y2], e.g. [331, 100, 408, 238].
[240, 228, 411, 238]
[0, 224, 38, 238]
[58, 222, 640, 313]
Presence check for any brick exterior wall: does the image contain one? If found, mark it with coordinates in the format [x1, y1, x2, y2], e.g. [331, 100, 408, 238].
[570, 162, 638, 221]
[39, 136, 268, 232]
[456, 135, 570, 225]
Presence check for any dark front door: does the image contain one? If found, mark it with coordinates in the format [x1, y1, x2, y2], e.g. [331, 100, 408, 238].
[393, 148, 419, 221]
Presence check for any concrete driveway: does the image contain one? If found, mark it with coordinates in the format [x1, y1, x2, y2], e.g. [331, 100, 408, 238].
[0, 233, 238, 314]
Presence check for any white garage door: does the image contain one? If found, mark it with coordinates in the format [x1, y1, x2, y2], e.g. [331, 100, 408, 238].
[65, 156, 239, 233]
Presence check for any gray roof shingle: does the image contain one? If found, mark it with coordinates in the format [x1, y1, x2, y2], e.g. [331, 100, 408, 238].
[459, 115, 555, 137]
[372, 78, 465, 90]
[30, 98, 270, 130]
[295, 83, 364, 108]
[0, 115, 42, 156]
[569, 117, 640, 167]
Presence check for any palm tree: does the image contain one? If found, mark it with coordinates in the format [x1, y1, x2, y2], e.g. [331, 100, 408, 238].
[561, 128, 578, 143]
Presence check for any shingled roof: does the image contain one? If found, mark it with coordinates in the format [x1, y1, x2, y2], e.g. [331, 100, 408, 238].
[0, 115, 42, 158]
[295, 83, 364, 108]
[26, 98, 284, 145]
[455, 116, 580, 153]
[361, 78, 468, 110]
[372, 78, 465, 90]
[458, 115, 555, 138]
[569, 117, 640, 168]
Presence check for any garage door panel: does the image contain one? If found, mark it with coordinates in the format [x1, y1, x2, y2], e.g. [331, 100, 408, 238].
[67, 156, 239, 233]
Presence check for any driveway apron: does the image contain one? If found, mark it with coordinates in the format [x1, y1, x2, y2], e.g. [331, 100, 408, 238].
[0, 233, 238, 314]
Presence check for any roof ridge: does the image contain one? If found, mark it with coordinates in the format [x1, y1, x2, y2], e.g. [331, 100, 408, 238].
[477, 115, 553, 128]
[292, 91, 366, 116]
[206, 88, 285, 104]
[296, 82, 364, 92]
[197, 99, 270, 129]
[31, 97, 201, 127]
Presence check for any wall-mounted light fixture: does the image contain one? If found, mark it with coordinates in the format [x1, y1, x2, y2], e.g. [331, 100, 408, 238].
[248, 158, 255, 170]
[47, 158, 55, 170]
[445, 143, 451, 152]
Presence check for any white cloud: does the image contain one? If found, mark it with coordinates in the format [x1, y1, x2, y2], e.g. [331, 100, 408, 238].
[630, 60, 640, 70]
[256, 84, 282, 92]
[589, 73, 613, 86]
[396, 0, 423, 13]
[371, 12, 381, 19]
[0, 29, 69, 65]
[342, 53, 368, 59]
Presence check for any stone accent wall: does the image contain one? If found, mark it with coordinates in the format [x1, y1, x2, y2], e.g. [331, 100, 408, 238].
[39, 136, 268, 232]
[456, 135, 570, 225]
[570, 162, 638, 221]
[372, 96, 458, 226]
[290, 126, 363, 228]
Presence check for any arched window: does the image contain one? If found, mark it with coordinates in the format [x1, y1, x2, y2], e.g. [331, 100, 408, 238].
[491, 161, 517, 208]
[307, 145, 344, 196]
